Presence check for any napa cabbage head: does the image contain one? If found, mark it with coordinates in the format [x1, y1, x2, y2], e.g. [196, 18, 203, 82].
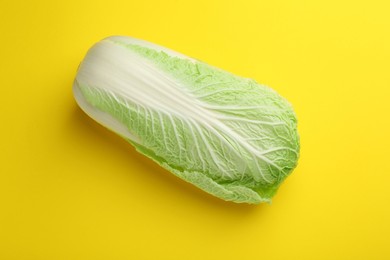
[73, 36, 300, 204]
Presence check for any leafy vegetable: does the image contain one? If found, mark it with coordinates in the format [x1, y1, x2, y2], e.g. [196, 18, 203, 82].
[73, 36, 300, 204]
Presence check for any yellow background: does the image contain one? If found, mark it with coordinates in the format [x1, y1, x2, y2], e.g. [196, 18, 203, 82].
[1, 0, 390, 259]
